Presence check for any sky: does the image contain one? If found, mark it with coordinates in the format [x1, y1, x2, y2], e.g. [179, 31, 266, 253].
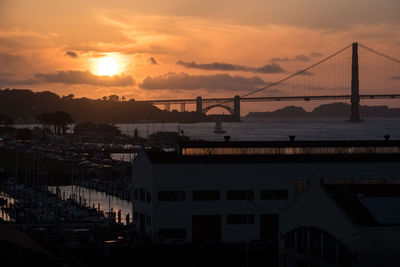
[0, 0, 399, 113]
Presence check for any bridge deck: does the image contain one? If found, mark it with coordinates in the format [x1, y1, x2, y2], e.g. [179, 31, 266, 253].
[139, 94, 400, 104]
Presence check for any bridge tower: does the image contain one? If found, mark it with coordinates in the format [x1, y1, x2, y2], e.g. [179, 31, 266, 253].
[196, 96, 202, 114]
[233, 95, 241, 121]
[350, 42, 361, 122]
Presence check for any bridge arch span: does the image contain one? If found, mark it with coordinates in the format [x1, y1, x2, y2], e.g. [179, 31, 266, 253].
[203, 104, 234, 114]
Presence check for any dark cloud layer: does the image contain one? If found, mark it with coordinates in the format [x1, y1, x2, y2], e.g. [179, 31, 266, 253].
[270, 52, 323, 63]
[139, 72, 266, 91]
[176, 60, 285, 74]
[65, 51, 78, 58]
[0, 77, 36, 86]
[0, 71, 135, 87]
[35, 71, 135, 86]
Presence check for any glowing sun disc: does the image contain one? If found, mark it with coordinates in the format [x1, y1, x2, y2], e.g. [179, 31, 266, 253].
[97, 57, 119, 76]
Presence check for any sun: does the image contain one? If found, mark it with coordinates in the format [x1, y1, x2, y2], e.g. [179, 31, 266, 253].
[97, 57, 119, 76]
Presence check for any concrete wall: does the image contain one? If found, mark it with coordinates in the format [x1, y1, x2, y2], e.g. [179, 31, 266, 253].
[358, 227, 400, 267]
[131, 152, 154, 234]
[132, 158, 400, 243]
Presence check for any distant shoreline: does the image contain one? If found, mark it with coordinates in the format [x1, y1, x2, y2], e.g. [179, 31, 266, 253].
[246, 102, 400, 118]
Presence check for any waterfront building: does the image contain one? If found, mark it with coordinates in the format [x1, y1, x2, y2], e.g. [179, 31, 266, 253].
[280, 179, 400, 267]
[131, 139, 400, 245]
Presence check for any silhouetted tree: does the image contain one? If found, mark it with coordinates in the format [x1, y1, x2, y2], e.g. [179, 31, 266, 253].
[0, 88, 212, 123]
[62, 94, 74, 101]
[52, 111, 74, 134]
[36, 111, 74, 134]
[108, 95, 119, 101]
[36, 113, 52, 130]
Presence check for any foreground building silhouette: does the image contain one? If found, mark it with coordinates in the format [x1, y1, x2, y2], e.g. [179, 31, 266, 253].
[131, 139, 400, 266]
[281, 181, 400, 267]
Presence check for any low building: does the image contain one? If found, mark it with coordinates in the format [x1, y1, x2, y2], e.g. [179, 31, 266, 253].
[280, 180, 400, 267]
[131, 140, 400, 246]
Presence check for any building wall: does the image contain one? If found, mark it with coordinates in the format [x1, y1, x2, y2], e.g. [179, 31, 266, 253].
[131, 152, 154, 234]
[279, 180, 400, 267]
[280, 180, 360, 266]
[132, 159, 400, 243]
[358, 227, 400, 267]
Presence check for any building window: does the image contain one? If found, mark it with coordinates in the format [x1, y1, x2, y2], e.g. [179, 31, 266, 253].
[359, 178, 386, 184]
[323, 232, 337, 263]
[193, 190, 220, 201]
[309, 228, 321, 259]
[261, 190, 288, 200]
[284, 230, 295, 250]
[296, 227, 308, 254]
[134, 189, 138, 200]
[338, 242, 353, 267]
[227, 214, 255, 224]
[283, 227, 353, 267]
[392, 179, 400, 184]
[227, 190, 254, 200]
[146, 192, 152, 203]
[326, 179, 353, 184]
[158, 191, 186, 201]
[158, 228, 186, 239]
[294, 179, 309, 197]
[139, 188, 145, 201]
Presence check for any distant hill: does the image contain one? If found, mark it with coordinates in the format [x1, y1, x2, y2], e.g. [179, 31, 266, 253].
[0, 88, 209, 123]
[246, 102, 400, 118]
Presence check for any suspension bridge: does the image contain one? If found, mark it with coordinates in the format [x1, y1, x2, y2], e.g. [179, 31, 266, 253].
[140, 43, 400, 122]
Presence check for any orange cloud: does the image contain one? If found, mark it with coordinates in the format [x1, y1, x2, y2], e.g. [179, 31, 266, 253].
[1, 70, 135, 87]
[140, 72, 267, 91]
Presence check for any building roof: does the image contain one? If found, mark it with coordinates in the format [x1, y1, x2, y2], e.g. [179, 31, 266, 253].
[179, 140, 400, 148]
[324, 184, 400, 226]
[143, 139, 400, 164]
[145, 151, 400, 164]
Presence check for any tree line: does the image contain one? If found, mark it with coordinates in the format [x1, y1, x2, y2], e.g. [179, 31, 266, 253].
[0, 88, 208, 123]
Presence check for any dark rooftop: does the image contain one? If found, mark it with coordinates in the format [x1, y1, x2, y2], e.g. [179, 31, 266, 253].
[324, 184, 400, 226]
[143, 139, 400, 164]
[179, 139, 400, 148]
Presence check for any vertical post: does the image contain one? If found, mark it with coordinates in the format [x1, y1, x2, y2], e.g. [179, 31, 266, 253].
[196, 96, 202, 114]
[350, 42, 361, 122]
[165, 103, 171, 112]
[234, 95, 241, 122]
[180, 103, 186, 112]
[15, 151, 18, 181]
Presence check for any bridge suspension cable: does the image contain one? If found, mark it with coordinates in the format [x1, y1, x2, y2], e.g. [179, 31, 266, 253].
[358, 43, 400, 64]
[240, 44, 353, 98]
[143, 42, 400, 118]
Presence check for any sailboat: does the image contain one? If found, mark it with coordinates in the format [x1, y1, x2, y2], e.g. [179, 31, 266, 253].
[213, 119, 226, 134]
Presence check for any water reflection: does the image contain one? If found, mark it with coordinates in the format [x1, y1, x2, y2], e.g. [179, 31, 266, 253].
[49, 185, 132, 225]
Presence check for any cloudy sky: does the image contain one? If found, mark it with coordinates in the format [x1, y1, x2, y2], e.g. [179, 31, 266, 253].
[1, 0, 399, 112]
